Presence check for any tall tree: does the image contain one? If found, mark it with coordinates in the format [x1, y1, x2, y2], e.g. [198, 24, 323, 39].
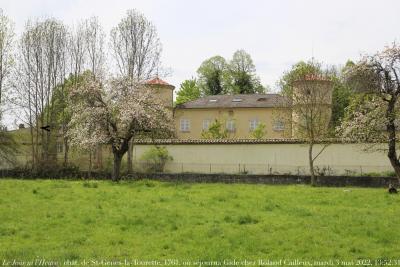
[0, 9, 16, 165]
[68, 76, 173, 181]
[110, 9, 162, 173]
[339, 44, 400, 182]
[84, 16, 105, 80]
[197, 56, 228, 95]
[110, 9, 161, 82]
[280, 60, 354, 130]
[227, 49, 264, 94]
[13, 18, 68, 168]
[83, 16, 105, 170]
[0, 8, 14, 107]
[329, 63, 354, 128]
[281, 61, 334, 186]
[175, 78, 200, 105]
[68, 21, 86, 80]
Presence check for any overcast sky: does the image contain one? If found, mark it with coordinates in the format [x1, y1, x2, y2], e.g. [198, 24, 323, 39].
[1, 0, 400, 91]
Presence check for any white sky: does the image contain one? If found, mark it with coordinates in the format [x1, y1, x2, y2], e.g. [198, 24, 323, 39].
[1, 0, 400, 127]
[2, 0, 400, 90]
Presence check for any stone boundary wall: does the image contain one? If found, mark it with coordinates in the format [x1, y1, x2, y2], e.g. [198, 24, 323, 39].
[133, 143, 393, 176]
[0, 170, 397, 188]
[127, 173, 397, 188]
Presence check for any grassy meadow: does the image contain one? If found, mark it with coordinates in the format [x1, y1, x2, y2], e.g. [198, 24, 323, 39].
[0, 179, 400, 266]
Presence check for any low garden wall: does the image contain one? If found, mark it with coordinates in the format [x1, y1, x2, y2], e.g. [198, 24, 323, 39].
[127, 172, 398, 188]
[0, 169, 397, 188]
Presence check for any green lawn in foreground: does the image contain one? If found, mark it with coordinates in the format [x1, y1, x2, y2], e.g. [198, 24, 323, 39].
[0, 179, 399, 266]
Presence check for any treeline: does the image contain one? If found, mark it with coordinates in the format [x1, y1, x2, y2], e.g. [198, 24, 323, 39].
[175, 50, 266, 105]
[177, 56, 355, 129]
[0, 9, 165, 175]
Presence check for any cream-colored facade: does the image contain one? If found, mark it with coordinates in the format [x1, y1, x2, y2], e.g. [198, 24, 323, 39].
[150, 77, 334, 140]
[174, 107, 292, 139]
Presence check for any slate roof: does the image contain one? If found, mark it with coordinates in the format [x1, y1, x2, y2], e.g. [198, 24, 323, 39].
[176, 94, 290, 109]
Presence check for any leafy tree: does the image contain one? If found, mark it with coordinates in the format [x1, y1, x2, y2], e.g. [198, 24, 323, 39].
[338, 44, 400, 182]
[201, 119, 228, 139]
[111, 9, 162, 173]
[330, 76, 354, 128]
[280, 61, 334, 186]
[197, 56, 228, 95]
[49, 71, 93, 165]
[0, 9, 16, 165]
[175, 79, 200, 105]
[141, 146, 173, 172]
[0, 127, 17, 167]
[338, 94, 386, 144]
[279, 61, 322, 96]
[228, 49, 264, 94]
[68, 76, 173, 181]
[250, 123, 267, 139]
[280, 60, 355, 129]
[0, 8, 14, 106]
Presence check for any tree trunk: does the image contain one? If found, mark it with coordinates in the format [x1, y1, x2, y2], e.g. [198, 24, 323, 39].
[386, 98, 400, 184]
[96, 145, 103, 170]
[88, 151, 92, 178]
[29, 121, 35, 169]
[112, 139, 129, 182]
[63, 137, 69, 166]
[308, 142, 316, 186]
[112, 152, 123, 181]
[127, 140, 132, 173]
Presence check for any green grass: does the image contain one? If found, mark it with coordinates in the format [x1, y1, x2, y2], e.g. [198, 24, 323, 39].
[0, 179, 399, 265]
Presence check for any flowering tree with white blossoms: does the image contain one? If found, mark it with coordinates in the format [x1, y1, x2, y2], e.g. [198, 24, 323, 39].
[339, 44, 400, 181]
[68, 76, 174, 181]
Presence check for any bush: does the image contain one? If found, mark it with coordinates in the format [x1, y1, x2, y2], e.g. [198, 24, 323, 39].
[250, 123, 266, 139]
[141, 146, 173, 173]
[201, 119, 228, 139]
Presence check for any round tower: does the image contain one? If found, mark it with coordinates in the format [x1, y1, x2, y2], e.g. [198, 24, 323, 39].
[145, 77, 175, 110]
[291, 75, 333, 138]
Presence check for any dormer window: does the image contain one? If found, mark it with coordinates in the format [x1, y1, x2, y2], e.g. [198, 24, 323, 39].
[232, 98, 242, 102]
[209, 99, 217, 103]
[257, 97, 267, 102]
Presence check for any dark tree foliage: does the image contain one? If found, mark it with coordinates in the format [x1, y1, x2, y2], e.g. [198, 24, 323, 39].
[197, 56, 227, 95]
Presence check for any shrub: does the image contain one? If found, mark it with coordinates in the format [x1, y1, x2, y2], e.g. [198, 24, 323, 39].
[250, 123, 266, 139]
[201, 119, 228, 139]
[141, 146, 173, 173]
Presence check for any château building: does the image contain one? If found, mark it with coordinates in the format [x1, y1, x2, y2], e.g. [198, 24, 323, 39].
[151, 77, 333, 140]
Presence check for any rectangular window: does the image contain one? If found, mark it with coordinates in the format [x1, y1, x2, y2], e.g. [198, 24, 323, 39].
[226, 119, 235, 132]
[56, 142, 63, 153]
[249, 119, 258, 131]
[202, 119, 211, 130]
[273, 120, 285, 131]
[180, 118, 190, 132]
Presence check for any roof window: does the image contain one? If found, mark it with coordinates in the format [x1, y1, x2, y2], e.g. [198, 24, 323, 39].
[209, 99, 217, 102]
[232, 98, 243, 102]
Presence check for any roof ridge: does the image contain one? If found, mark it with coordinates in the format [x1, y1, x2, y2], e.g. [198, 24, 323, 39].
[177, 94, 289, 109]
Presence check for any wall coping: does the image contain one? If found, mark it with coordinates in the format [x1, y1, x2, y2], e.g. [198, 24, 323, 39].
[132, 138, 362, 145]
